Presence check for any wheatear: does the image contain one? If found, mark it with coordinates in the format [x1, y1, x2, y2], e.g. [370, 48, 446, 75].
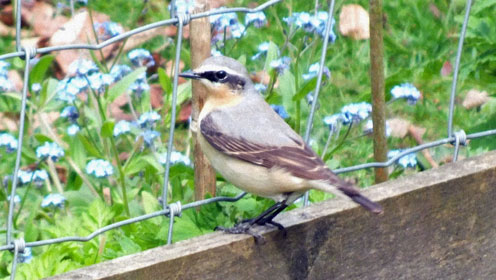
[180, 56, 382, 234]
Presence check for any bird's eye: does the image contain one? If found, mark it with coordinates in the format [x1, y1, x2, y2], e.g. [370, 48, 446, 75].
[215, 71, 227, 80]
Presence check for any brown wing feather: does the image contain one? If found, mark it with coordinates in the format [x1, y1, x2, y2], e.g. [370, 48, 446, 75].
[201, 113, 338, 183]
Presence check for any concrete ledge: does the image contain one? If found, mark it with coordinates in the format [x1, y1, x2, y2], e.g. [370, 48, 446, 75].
[51, 151, 496, 279]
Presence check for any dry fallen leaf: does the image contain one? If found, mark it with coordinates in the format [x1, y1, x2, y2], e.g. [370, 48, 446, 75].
[30, 1, 69, 38]
[462, 89, 489, 109]
[0, 113, 18, 131]
[178, 100, 192, 123]
[387, 118, 411, 138]
[429, 3, 441, 19]
[8, 70, 23, 92]
[441, 61, 452, 77]
[49, 11, 121, 75]
[150, 84, 163, 109]
[339, 4, 370, 40]
[408, 124, 438, 168]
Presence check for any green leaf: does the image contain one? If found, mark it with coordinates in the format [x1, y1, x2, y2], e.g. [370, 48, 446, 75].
[101, 120, 115, 138]
[38, 78, 58, 109]
[29, 55, 54, 87]
[264, 41, 279, 72]
[158, 67, 172, 94]
[77, 134, 101, 157]
[292, 77, 317, 101]
[34, 133, 53, 143]
[142, 191, 160, 215]
[107, 67, 146, 102]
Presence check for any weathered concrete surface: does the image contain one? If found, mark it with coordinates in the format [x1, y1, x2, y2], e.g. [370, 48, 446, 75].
[50, 151, 496, 280]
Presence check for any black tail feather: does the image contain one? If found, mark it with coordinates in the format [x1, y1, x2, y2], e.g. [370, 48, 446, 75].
[338, 185, 383, 214]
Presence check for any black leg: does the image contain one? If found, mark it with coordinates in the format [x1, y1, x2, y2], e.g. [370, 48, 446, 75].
[215, 201, 289, 237]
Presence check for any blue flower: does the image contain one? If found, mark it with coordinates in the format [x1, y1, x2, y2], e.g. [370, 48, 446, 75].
[341, 102, 372, 124]
[110, 64, 132, 82]
[158, 151, 192, 166]
[67, 124, 80, 136]
[7, 194, 21, 205]
[270, 104, 289, 119]
[0, 60, 9, 72]
[323, 113, 343, 132]
[139, 130, 161, 146]
[363, 119, 391, 137]
[211, 49, 223, 57]
[60, 106, 79, 122]
[113, 120, 131, 137]
[94, 21, 123, 41]
[128, 49, 155, 67]
[0, 74, 14, 92]
[254, 83, 267, 93]
[87, 72, 112, 93]
[230, 23, 246, 38]
[31, 83, 42, 93]
[302, 62, 331, 80]
[41, 193, 66, 208]
[305, 92, 315, 105]
[210, 10, 238, 30]
[0, 133, 18, 152]
[284, 11, 337, 43]
[391, 83, 421, 105]
[169, 0, 196, 15]
[86, 159, 114, 178]
[18, 169, 48, 186]
[129, 72, 149, 95]
[251, 42, 270, 60]
[388, 150, 417, 168]
[245, 12, 267, 28]
[68, 59, 99, 76]
[270, 57, 291, 74]
[18, 247, 32, 264]
[138, 111, 161, 128]
[36, 142, 64, 162]
[56, 77, 87, 102]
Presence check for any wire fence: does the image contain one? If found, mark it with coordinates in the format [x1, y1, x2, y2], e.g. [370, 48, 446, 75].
[1, 0, 495, 278]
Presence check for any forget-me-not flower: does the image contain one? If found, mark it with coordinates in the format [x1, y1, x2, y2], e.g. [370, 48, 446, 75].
[363, 119, 391, 137]
[68, 59, 99, 77]
[323, 113, 343, 132]
[110, 64, 132, 82]
[270, 57, 291, 74]
[341, 102, 372, 124]
[245, 12, 267, 28]
[169, 0, 196, 15]
[113, 120, 132, 137]
[86, 159, 114, 178]
[60, 106, 79, 122]
[31, 83, 42, 94]
[0, 133, 18, 152]
[36, 142, 64, 162]
[138, 111, 161, 128]
[158, 151, 192, 166]
[128, 49, 155, 68]
[67, 124, 80, 136]
[388, 150, 417, 168]
[41, 193, 66, 208]
[302, 62, 331, 80]
[270, 104, 289, 119]
[18, 247, 32, 263]
[251, 42, 270, 60]
[391, 83, 421, 105]
[139, 130, 161, 146]
[94, 21, 123, 41]
[284, 11, 337, 43]
[7, 194, 21, 205]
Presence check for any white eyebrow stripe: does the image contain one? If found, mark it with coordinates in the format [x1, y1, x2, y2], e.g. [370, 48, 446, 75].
[194, 64, 244, 77]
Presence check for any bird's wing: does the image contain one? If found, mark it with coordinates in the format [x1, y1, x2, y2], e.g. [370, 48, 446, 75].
[200, 96, 382, 214]
[200, 98, 336, 183]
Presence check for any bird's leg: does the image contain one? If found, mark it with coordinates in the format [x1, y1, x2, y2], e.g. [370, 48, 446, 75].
[215, 201, 289, 237]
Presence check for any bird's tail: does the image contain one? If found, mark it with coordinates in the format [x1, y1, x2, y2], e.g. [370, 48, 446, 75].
[310, 175, 383, 214]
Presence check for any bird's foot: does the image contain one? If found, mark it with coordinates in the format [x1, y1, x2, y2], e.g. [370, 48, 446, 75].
[215, 222, 265, 243]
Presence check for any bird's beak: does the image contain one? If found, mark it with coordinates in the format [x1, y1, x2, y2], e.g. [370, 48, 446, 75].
[179, 71, 201, 80]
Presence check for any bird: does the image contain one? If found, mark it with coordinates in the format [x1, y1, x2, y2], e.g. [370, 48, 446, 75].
[179, 56, 382, 235]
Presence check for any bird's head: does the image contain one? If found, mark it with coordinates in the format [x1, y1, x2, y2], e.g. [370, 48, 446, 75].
[179, 56, 254, 96]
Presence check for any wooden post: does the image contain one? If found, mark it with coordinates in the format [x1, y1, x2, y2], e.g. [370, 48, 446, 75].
[369, 0, 388, 183]
[190, 1, 217, 200]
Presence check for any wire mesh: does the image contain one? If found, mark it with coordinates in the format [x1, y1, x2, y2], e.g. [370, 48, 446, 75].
[1, 0, 495, 279]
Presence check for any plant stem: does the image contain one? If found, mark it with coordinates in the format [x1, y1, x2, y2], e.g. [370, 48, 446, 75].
[109, 136, 130, 216]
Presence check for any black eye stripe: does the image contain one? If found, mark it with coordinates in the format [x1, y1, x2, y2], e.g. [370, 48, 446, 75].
[199, 71, 245, 89]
